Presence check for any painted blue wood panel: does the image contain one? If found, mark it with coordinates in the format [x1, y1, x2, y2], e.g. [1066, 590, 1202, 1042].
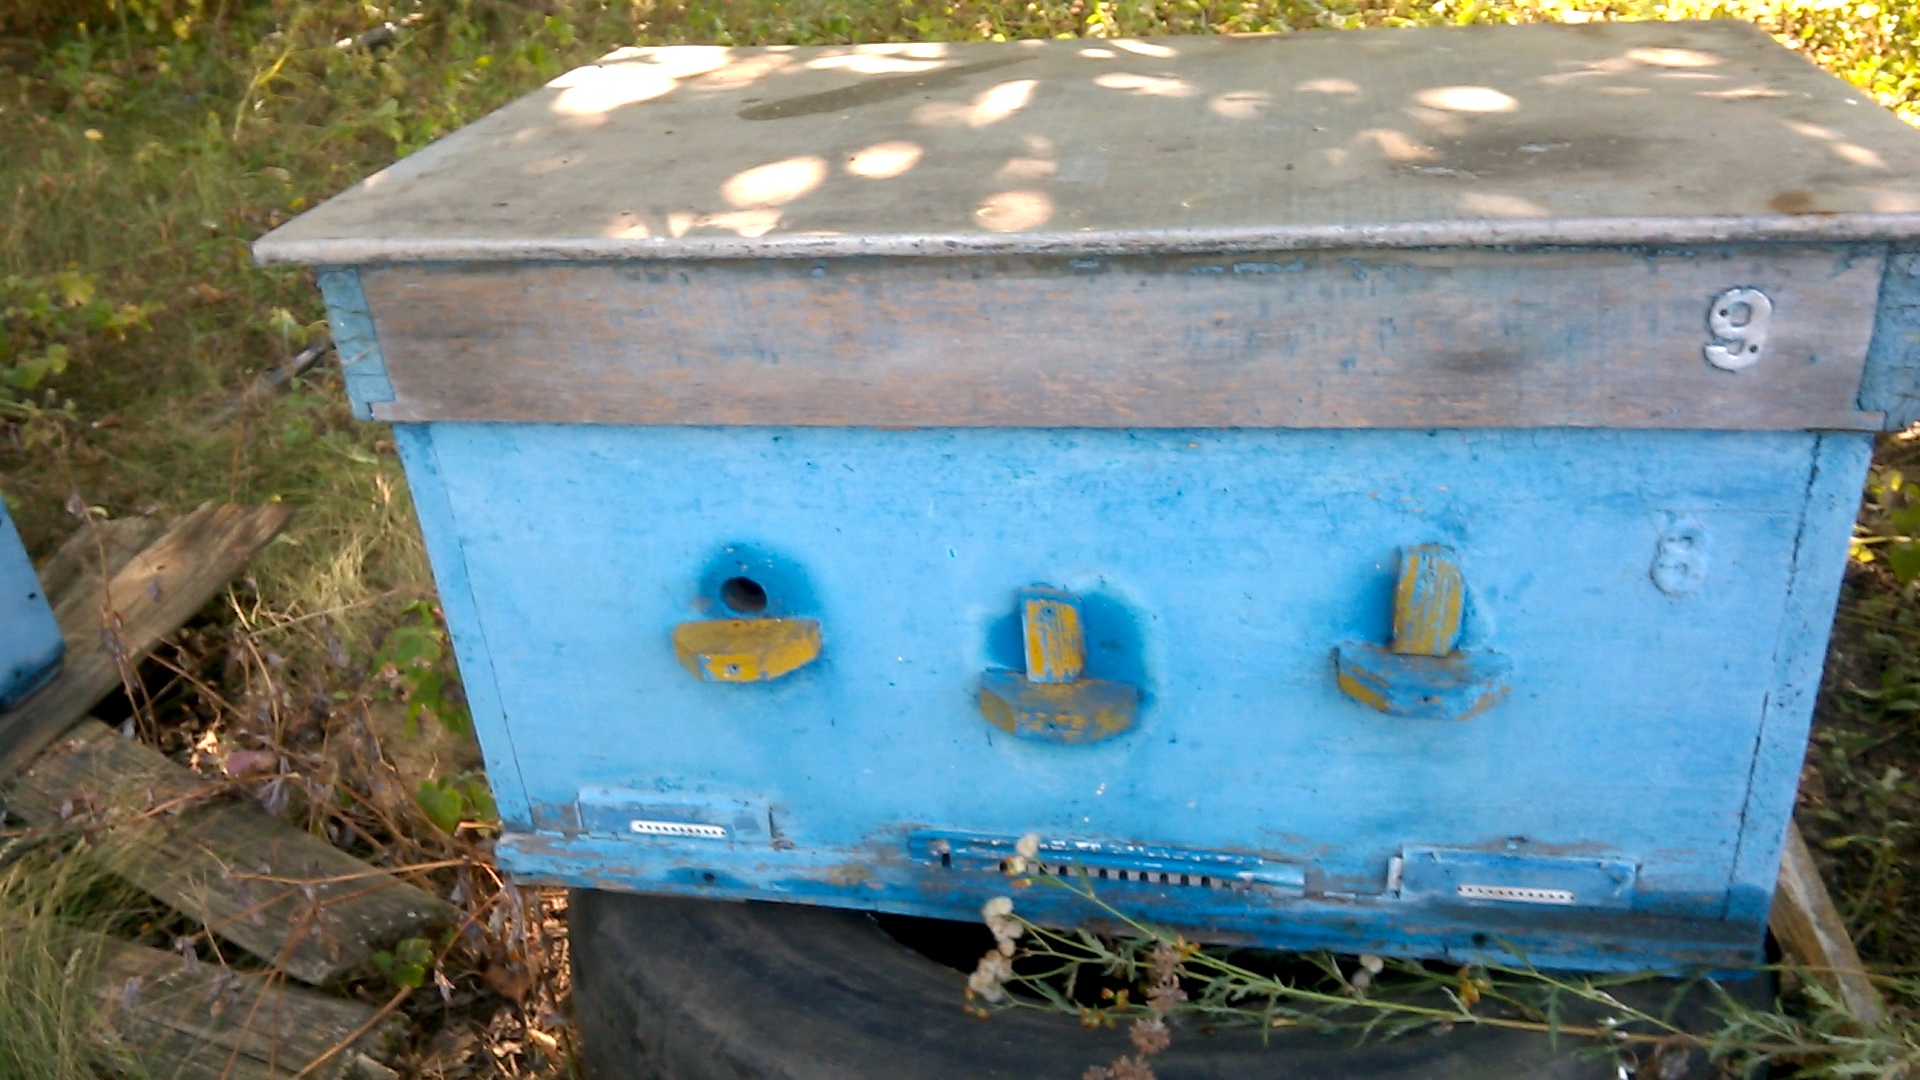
[314, 268, 393, 421]
[394, 423, 1857, 968]
[0, 498, 62, 710]
[1861, 249, 1920, 430]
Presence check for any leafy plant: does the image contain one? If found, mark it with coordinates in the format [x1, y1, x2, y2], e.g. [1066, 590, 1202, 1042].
[0, 270, 156, 402]
[414, 772, 497, 835]
[375, 599, 471, 738]
[1855, 463, 1920, 583]
[371, 935, 434, 990]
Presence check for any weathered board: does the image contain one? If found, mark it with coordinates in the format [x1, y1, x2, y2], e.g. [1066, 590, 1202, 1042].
[6, 721, 454, 985]
[93, 935, 400, 1079]
[35, 516, 168, 629]
[357, 247, 1885, 430]
[254, 21, 1920, 265]
[1770, 825, 1888, 1026]
[0, 504, 292, 784]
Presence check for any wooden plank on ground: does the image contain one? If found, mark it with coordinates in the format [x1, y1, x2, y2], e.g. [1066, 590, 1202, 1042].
[35, 516, 168, 624]
[7, 722, 456, 985]
[93, 935, 401, 1080]
[0, 503, 292, 784]
[1770, 823, 1889, 1026]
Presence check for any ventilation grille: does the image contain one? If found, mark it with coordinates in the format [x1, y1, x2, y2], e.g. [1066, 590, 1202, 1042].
[1455, 883, 1575, 906]
[903, 831, 1304, 894]
[628, 819, 728, 840]
[999, 859, 1250, 891]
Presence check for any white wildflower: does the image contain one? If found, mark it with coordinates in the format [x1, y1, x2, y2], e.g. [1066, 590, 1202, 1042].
[982, 895, 1024, 954]
[1351, 955, 1384, 993]
[1006, 832, 1042, 876]
[968, 949, 1014, 1003]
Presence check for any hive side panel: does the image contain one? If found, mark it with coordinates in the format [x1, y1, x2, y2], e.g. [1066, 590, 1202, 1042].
[1722, 431, 1876, 926]
[391, 423, 534, 830]
[360, 248, 1883, 430]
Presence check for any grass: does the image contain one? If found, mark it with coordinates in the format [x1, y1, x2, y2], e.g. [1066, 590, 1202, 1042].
[1, 0, 1918, 1073]
[0, 843, 151, 1080]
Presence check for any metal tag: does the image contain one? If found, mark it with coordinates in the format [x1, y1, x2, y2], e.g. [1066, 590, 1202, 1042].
[1393, 846, 1637, 909]
[576, 787, 770, 845]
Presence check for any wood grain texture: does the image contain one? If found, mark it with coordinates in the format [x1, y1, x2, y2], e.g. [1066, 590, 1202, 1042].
[253, 22, 1920, 267]
[35, 516, 167, 630]
[0, 503, 291, 784]
[6, 722, 455, 985]
[361, 247, 1883, 429]
[1769, 825, 1888, 1026]
[93, 935, 400, 1079]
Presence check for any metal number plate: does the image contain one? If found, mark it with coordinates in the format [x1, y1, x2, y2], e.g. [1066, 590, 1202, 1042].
[1703, 287, 1773, 372]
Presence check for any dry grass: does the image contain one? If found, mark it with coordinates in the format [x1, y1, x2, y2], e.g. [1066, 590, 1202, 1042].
[0, 844, 150, 1080]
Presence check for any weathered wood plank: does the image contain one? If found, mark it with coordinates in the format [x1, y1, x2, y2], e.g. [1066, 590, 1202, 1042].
[1769, 824, 1888, 1026]
[93, 935, 400, 1080]
[7, 722, 456, 985]
[360, 247, 1883, 430]
[0, 503, 292, 784]
[35, 516, 168, 631]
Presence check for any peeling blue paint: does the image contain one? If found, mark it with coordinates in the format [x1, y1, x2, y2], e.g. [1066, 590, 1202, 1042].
[0, 499, 61, 710]
[315, 267, 394, 420]
[1860, 249, 1920, 430]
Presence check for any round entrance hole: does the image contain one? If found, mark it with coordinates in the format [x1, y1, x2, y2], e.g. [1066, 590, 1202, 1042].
[720, 576, 768, 615]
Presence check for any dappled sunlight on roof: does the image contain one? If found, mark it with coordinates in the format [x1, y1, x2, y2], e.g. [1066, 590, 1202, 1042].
[1460, 192, 1550, 217]
[1296, 77, 1362, 97]
[912, 78, 1038, 128]
[1208, 90, 1269, 119]
[1624, 47, 1721, 68]
[1093, 72, 1197, 98]
[1111, 39, 1180, 58]
[548, 46, 734, 118]
[722, 156, 828, 208]
[975, 190, 1054, 232]
[844, 141, 924, 179]
[252, 21, 1920, 266]
[1415, 86, 1519, 113]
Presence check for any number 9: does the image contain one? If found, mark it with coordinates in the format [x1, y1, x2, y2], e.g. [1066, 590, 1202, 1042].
[1703, 287, 1773, 372]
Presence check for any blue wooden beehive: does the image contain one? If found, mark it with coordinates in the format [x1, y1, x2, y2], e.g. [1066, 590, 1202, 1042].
[258, 21, 1920, 972]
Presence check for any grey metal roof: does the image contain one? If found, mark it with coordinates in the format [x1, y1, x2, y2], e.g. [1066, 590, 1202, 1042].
[253, 20, 1920, 266]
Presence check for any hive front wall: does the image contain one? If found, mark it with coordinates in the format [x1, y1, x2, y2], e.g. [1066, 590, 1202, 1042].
[390, 419, 1867, 972]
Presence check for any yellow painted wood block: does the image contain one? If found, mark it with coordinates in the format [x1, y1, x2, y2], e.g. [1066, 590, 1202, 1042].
[672, 618, 821, 683]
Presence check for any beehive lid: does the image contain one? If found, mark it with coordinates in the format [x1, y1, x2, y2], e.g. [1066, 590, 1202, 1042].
[254, 20, 1920, 267]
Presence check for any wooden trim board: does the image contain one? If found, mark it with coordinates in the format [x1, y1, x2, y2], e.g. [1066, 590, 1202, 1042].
[360, 247, 1884, 430]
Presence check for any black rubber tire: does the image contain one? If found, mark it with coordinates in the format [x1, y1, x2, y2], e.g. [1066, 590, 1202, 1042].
[570, 889, 1742, 1080]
